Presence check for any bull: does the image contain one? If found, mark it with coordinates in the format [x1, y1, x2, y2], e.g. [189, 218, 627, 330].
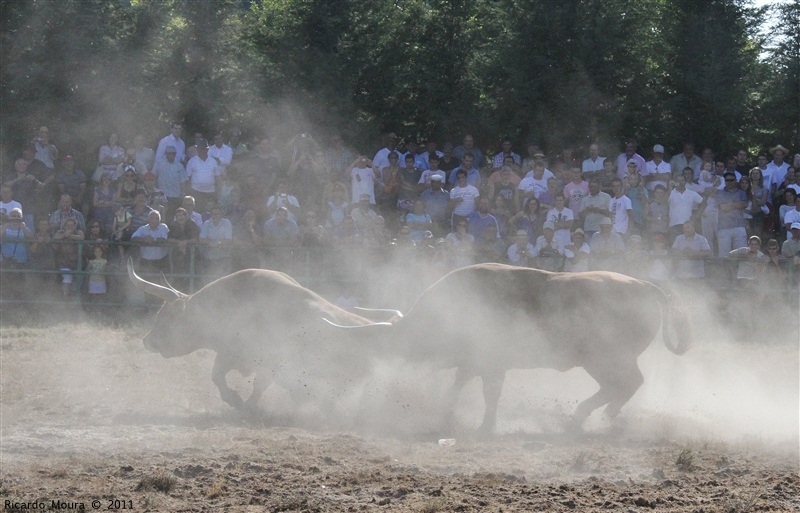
[328, 263, 692, 435]
[127, 259, 394, 413]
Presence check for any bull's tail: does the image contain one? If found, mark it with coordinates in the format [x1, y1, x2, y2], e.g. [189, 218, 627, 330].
[652, 283, 692, 355]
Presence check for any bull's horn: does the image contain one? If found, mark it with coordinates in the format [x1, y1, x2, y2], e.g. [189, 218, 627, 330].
[159, 272, 182, 295]
[127, 257, 186, 302]
[322, 318, 393, 328]
[354, 306, 404, 318]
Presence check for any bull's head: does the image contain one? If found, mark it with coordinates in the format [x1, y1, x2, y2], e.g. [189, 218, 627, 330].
[127, 258, 195, 357]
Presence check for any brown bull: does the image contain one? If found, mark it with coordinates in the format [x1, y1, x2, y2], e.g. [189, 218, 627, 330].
[127, 259, 391, 412]
[330, 263, 692, 435]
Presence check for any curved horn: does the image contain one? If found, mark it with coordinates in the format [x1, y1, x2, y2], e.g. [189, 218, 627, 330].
[353, 306, 404, 318]
[322, 318, 393, 328]
[127, 257, 186, 302]
[159, 272, 182, 295]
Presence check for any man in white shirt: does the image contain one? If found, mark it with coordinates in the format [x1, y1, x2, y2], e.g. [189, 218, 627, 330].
[372, 132, 400, 171]
[668, 175, 703, 241]
[155, 121, 186, 165]
[131, 210, 170, 272]
[645, 144, 672, 191]
[609, 178, 633, 237]
[767, 144, 790, 194]
[208, 132, 233, 175]
[581, 143, 605, 176]
[449, 169, 480, 228]
[185, 139, 221, 212]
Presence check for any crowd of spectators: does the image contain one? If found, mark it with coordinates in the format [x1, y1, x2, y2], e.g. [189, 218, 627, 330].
[1, 125, 798, 306]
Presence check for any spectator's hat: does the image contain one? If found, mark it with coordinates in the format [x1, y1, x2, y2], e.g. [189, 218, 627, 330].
[143, 171, 156, 180]
[652, 144, 665, 153]
[599, 217, 612, 226]
[431, 174, 443, 181]
[515, 229, 528, 238]
[629, 234, 643, 243]
[533, 151, 546, 158]
[124, 165, 136, 174]
[165, 145, 177, 153]
[62, 154, 74, 161]
[276, 206, 288, 213]
[769, 144, 789, 155]
[359, 193, 371, 201]
[572, 228, 585, 236]
[626, 159, 638, 166]
[791, 222, 800, 231]
[197, 139, 209, 148]
[543, 221, 555, 230]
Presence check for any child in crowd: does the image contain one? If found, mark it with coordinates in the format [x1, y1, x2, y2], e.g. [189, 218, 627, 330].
[112, 203, 131, 260]
[86, 245, 108, 300]
[698, 161, 717, 190]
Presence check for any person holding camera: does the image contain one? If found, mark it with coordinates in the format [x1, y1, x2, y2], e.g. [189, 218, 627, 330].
[266, 181, 301, 222]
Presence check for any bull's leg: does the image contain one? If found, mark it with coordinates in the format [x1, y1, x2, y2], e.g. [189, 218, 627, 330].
[243, 370, 272, 411]
[573, 362, 644, 428]
[440, 367, 475, 433]
[477, 372, 506, 437]
[212, 355, 244, 409]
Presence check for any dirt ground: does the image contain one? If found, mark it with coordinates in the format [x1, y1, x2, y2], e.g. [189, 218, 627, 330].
[1, 322, 798, 512]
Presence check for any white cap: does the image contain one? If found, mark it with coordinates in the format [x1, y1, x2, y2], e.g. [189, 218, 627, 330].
[791, 222, 800, 230]
[653, 144, 665, 153]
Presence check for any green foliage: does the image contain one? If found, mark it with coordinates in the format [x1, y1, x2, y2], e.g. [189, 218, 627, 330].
[0, 0, 791, 166]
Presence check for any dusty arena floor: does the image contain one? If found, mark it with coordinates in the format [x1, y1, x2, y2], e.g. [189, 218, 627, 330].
[1, 321, 798, 512]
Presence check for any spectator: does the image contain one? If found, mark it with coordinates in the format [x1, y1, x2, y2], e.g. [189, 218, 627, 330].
[181, 195, 203, 228]
[670, 141, 702, 180]
[579, 178, 612, 238]
[582, 143, 606, 176]
[644, 144, 671, 191]
[492, 138, 521, 169]
[438, 142, 461, 173]
[781, 223, 800, 281]
[326, 182, 350, 229]
[563, 228, 590, 272]
[615, 138, 645, 179]
[0, 184, 23, 223]
[7, 157, 43, 226]
[266, 181, 301, 222]
[200, 206, 233, 279]
[84, 245, 109, 304]
[155, 121, 186, 165]
[0, 207, 34, 269]
[208, 132, 233, 175]
[671, 220, 711, 280]
[645, 185, 669, 241]
[609, 178, 633, 237]
[420, 174, 450, 236]
[48, 194, 86, 235]
[532, 221, 565, 271]
[91, 173, 117, 230]
[453, 134, 484, 169]
[167, 207, 200, 286]
[372, 132, 400, 172]
[546, 193, 574, 246]
[227, 128, 249, 160]
[141, 172, 166, 216]
[96, 133, 125, 181]
[509, 196, 545, 244]
[56, 155, 87, 213]
[395, 154, 423, 214]
[728, 235, 766, 287]
[745, 168, 768, 239]
[186, 138, 221, 212]
[132, 134, 155, 172]
[27, 218, 56, 293]
[405, 199, 433, 242]
[448, 169, 480, 229]
[418, 153, 447, 189]
[590, 217, 625, 270]
[625, 170, 649, 235]
[767, 144, 790, 193]
[349, 155, 378, 206]
[52, 217, 83, 297]
[349, 193, 380, 233]
[116, 147, 147, 179]
[131, 210, 170, 273]
[32, 126, 59, 169]
[474, 225, 506, 263]
[716, 172, 748, 254]
[667, 174, 703, 242]
[507, 229, 535, 267]
[324, 134, 356, 181]
[778, 188, 797, 239]
[490, 195, 512, 239]
[126, 191, 155, 236]
[486, 165, 520, 207]
[444, 219, 474, 269]
[517, 162, 554, 204]
[152, 145, 188, 220]
[116, 167, 143, 208]
[448, 153, 481, 189]
[467, 197, 500, 239]
[563, 167, 589, 215]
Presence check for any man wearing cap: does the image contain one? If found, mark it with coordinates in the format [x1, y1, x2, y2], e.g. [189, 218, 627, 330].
[582, 143, 606, 176]
[767, 145, 790, 193]
[56, 155, 87, 213]
[716, 171, 748, 254]
[155, 121, 186, 165]
[614, 138, 645, 180]
[372, 132, 400, 172]
[420, 174, 450, 235]
[185, 138, 221, 212]
[563, 228, 590, 272]
[507, 229, 536, 267]
[670, 141, 702, 180]
[453, 134, 484, 169]
[152, 145, 188, 221]
[645, 144, 671, 191]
